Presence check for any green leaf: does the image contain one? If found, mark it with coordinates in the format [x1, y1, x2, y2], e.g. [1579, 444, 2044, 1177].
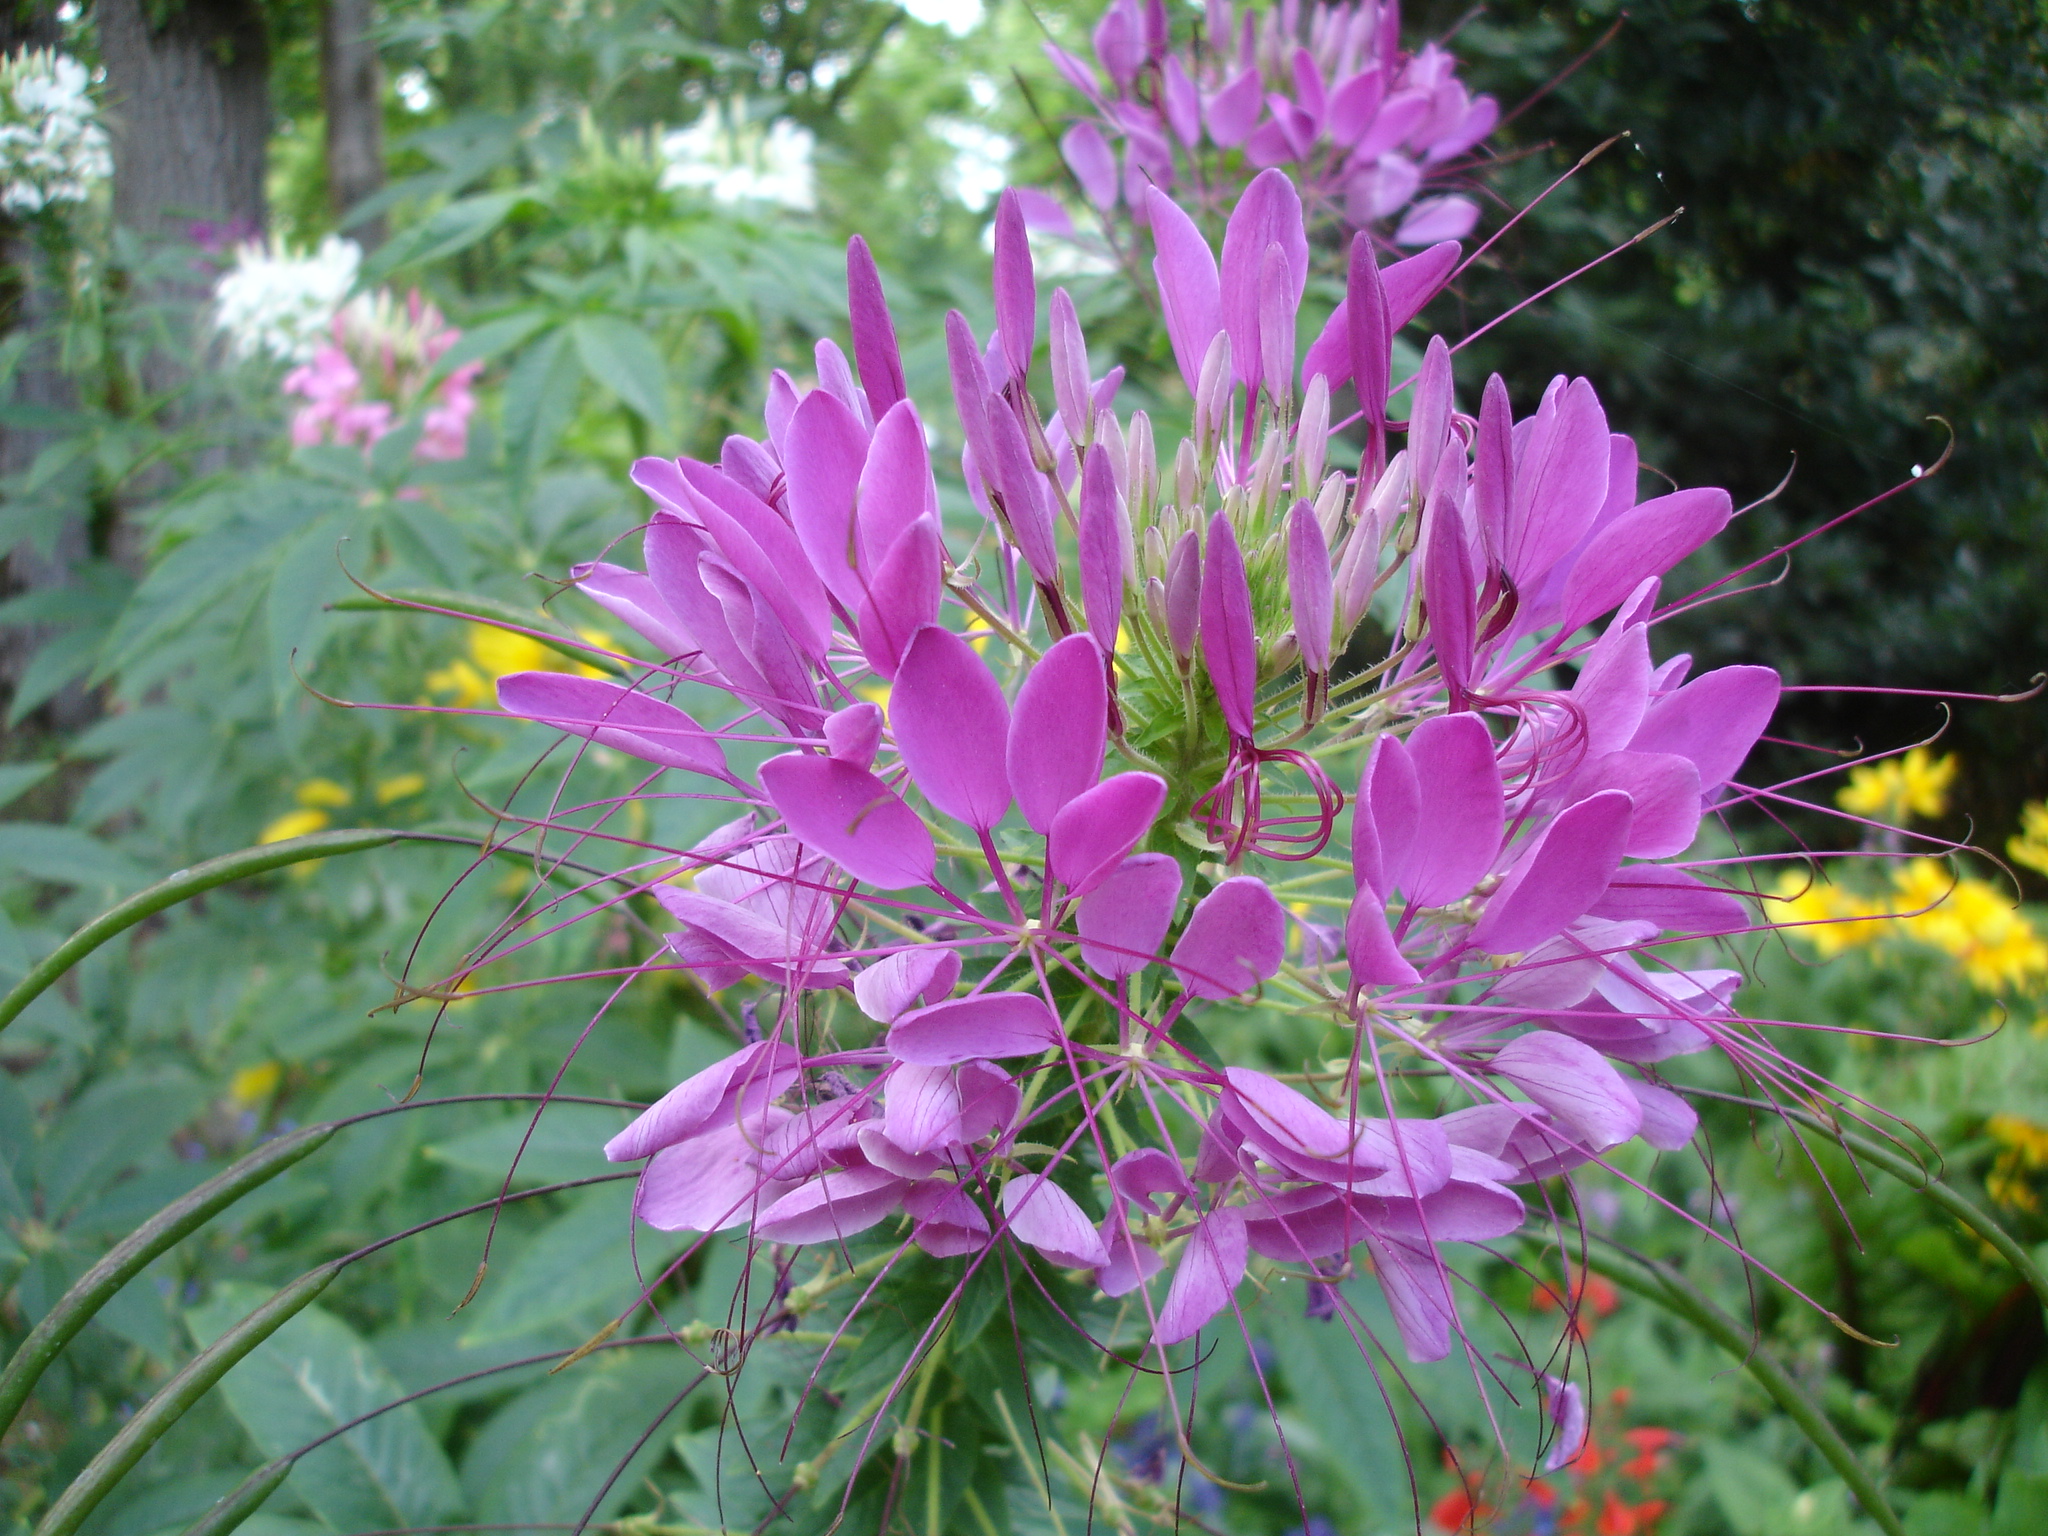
[500, 328, 580, 483]
[264, 508, 366, 709]
[367, 189, 527, 276]
[6, 624, 100, 723]
[422, 1102, 625, 1187]
[428, 311, 549, 384]
[39, 1068, 204, 1217]
[1704, 1442, 1812, 1536]
[570, 315, 671, 432]
[0, 822, 146, 893]
[0, 762, 53, 811]
[459, 1183, 677, 1345]
[1995, 1471, 2048, 1536]
[1264, 1299, 1409, 1526]
[459, 1350, 684, 1526]
[187, 1281, 463, 1535]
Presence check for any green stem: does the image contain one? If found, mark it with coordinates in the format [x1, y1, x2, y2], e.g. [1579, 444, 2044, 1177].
[0, 829, 403, 1036]
[32, 1263, 342, 1536]
[180, 1459, 294, 1536]
[1583, 1238, 1907, 1536]
[0, 1123, 335, 1437]
[328, 585, 628, 676]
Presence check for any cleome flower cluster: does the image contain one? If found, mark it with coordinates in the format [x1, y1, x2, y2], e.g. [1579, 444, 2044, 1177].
[0, 47, 110, 218]
[1047, 0, 1495, 246]
[486, 169, 1823, 1369]
[283, 288, 482, 462]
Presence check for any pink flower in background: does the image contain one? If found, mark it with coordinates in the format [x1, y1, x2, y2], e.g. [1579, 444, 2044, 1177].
[283, 288, 481, 463]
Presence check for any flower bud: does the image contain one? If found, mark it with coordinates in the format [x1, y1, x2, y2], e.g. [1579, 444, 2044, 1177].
[1195, 331, 1233, 454]
[1096, 406, 1128, 502]
[1296, 372, 1330, 494]
[1165, 528, 1202, 661]
[1050, 287, 1092, 448]
[1127, 409, 1156, 518]
[1175, 436, 1201, 513]
[1313, 470, 1348, 543]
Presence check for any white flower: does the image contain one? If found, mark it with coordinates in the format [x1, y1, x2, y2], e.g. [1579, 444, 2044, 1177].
[661, 99, 816, 211]
[0, 48, 110, 216]
[211, 234, 363, 364]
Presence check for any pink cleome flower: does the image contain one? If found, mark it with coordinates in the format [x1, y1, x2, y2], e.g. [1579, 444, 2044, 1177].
[284, 288, 481, 462]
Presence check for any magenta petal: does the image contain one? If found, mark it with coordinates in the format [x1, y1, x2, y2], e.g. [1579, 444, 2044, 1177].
[674, 460, 831, 660]
[892, 624, 1013, 829]
[1110, 1146, 1195, 1209]
[655, 886, 851, 991]
[570, 561, 690, 658]
[1346, 890, 1420, 985]
[606, 1040, 803, 1161]
[1008, 633, 1109, 832]
[954, 1060, 1020, 1143]
[1002, 1174, 1109, 1268]
[1492, 1030, 1644, 1151]
[856, 516, 942, 680]
[945, 310, 999, 479]
[1206, 65, 1264, 146]
[1302, 241, 1463, 391]
[1146, 187, 1222, 394]
[1078, 448, 1126, 650]
[1287, 500, 1334, 674]
[853, 947, 962, 1023]
[888, 993, 1064, 1064]
[1589, 866, 1749, 935]
[758, 752, 936, 891]
[1219, 169, 1307, 393]
[1539, 1376, 1589, 1474]
[1344, 233, 1391, 449]
[1171, 876, 1287, 1000]
[884, 1062, 964, 1154]
[1470, 790, 1634, 955]
[1327, 65, 1386, 145]
[1420, 463, 1476, 709]
[1358, 732, 1418, 896]
[1154, 1208, 1249, 1344]
[1628, 665, 1781, 793]
[1097, 1218, 1166, 1296]
[1567, 750, 1702, 858]
[985, 397, 1060, 581]
[846, 235, 907, 414]
[1558, 487, 1733, 636]
[1077, 853, 1182, 978]
[1507, 377, 1611, 587]
[782, 387, 871, 609]
[1062, 121, 1119, 209]
[1222, 1066, 1360, 1165]
[992, 190, 1036, 383]
[907, 1181, 992, 1257]
[1364, 1233, 1455, 1362]
[1629, 1079, 1698, 1150]
[1398, 714, 1504, 905]
[857, 399, 939, 566]
[823, 701, 883, 768]
[636, 1113, 795, 1232]
[1199, 513, 1259, 737]
[1164, 529, 1202, 659]
[752, 1166, 909, 1245]
[496, 673, 730, 781]
[1049, 772, 1169, 895]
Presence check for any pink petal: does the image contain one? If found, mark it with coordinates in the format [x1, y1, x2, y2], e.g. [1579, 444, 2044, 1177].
[672, 460, 831, 661]
[1171, 877, 1287, 999]
[857, 398, 939, 567]
[1145, 187, 1222, 395]
[1077, 853, 1182, 977]
[1393, 195, 1479, 246]
[1558, 487, 1733, 636]
[1346, 890, 1420, 985]
[888, 993, 1064, 1064]
[906, 1181, 991, 1257]
[853, 948, 962, 1023]
[992, 190, 1036, 383]
[1287, 500, 1334, 674]
[1062, 121, 1119, 209]
[1397, 714, 1503, 905]
[1078, 447, 1126, 650]
[1470, 790, 1634, 955]
[496, 672, 729, 781]
[1472, 375, 1513, 564]
[1220, 169, 1307, 393]
[1629, 1078, 1698, 1150]
[1206, 66, 1264, 146]
[1110, 1145, 1194, 1209]
[636, 1112, 795, 1232]
[1566, 751, 1702, 859]
[1356, 731, 1419, 897]
[1009, 633, 1109, 832]
[846, 235, 906, 414]
[1164, 528, 1201, 658]
[1097, 1217, 1166, 1295]
[1303, 240, 1464, 390]
[1049, 772, 1169, 895]
[758, 752, 936, 891]
[892, 624, 1013, 829]
[1627, 665, 1781, 794]
[1199, 513, 1259, 737]
[1588, 866, 1749, 935]
[1002, 1174, 1109, 1268]
[570, 561, 690, 658]
[1420, 454, 1477, 708]
[884, 1062, 964, 1154]
[954, 1060, 1020, 1143]
[655, 886, 850, 991]
[605, 1040, 803, 1161]
[1507, 378, 1611, 588]
[782, 387, 872, 609]
[1154, 1208, 1248, 1343]
[1327, 65, 1387, 145]
[823, 701, 882, 768]
[752, 1166, 909, 1245]
[1161, 54, 1201, 145]
[1362, 1233, 1456, 1362]
[1491, 1030, 1644, 1151]
[855, 516, 942, 679]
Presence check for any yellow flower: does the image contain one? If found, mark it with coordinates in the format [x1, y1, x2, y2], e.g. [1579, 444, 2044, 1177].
[467, 622, 555, 679]
[259, 807, 331, 844]
[1836, 747, 1957, 824]
[1986, 1115, 2048, 1213]
[1889, 860, 2048, 992]
[1771, 870, 1889, 955]
[429, 623, 619, 709]
[228, 1061, 282, 1107]
[293, 777, 351, 809]
[857, 682, 891, 712]
[2007, 800, 2048, 878]
[375, 772, 428, 805]
[425, 657, 492, 708]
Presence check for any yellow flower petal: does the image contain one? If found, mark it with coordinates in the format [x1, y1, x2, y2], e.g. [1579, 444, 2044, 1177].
[375, 772, 428, 805]
[260, 808, 332, 844]
[293, 777, 351, 809]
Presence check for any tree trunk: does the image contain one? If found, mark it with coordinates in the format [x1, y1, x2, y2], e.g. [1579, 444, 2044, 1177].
[97, 0, 270, 242]
[321, 0, 385, 247]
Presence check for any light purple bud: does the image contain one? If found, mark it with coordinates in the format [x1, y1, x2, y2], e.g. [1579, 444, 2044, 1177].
[1049, 288, 1092, 443]
[822, 701, 883, 769]
[846, 235, 906, 415]
[1061, 121, 1118, 210]
[1286, 500, 1334, 677]
[1199, 513, 1258, 738]
[992, 190, 1036, 384]
[1078, 447, 1125, 650]
[1195, 330, 1233, 451]
[1257, 242, 1296, 402]
[1296, 373, 1330, 492]
[1164, 529, 1202, 661]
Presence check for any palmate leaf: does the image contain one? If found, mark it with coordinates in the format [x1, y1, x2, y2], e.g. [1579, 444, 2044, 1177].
[186, 1282, 463, 1536]
[458, 1182, 683, 1346]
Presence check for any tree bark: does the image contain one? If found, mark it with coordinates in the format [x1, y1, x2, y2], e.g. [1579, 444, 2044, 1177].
[321, 0, 385, 247]
[97, 0, 270, 242]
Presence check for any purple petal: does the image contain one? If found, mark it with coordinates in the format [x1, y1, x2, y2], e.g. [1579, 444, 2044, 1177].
[846, 235, 906, 415]
[752, 1166, 909, 1245]
[992, 190, 1036, 383]
[814, 337, 869, 425]
[570, 561, 690, 658]
[1062, 121, 1119, 210]
[1146, 187, 1222, 395]
[1304, 241, 1464, 390]
[1566, 750, 1702, 858]
[1049, 772, 1169, 895]
[1492, 1030, 1644, 1150]
[824, 701, 882, 768]
[906, 1181, 992, 1258]
[1506, 378, 1611, 588]
[1629, 1078, 1698, 1150]
[1098, 1218, 1166, 1296]
[1049, 288, 1092, 435]
[1558, 487, 1733, 636]
[1397, 714, 1504, 905]
[884, 1062, 964, 1154]
[955, 1060, 1021, 1143]
[1627, 665, 1781, 794]
[1222, 1066, 1361, 1166]
[655, 886, 850, 991]
[1420, 454, 1476, 709]
[1164, 528, 1202, 659]
[1362, 1233, 1456, 1361]
[1171, 876, 1287, 999]
[1408, 335, 1454, 501]
[636, 1112, 795, 1232]
[1110, 1145, 1193, 1209]
[1568, 618, 1655, 756]
[1200, 513, 1259, 738]
[673, 460, 831, 660]
[984, 395, 1060, 581]
[1154, 1208, 1248, 1343]
[856, 516, 942, 679]
[1470, 790, 1634, 954]
[1161, 54, 1201, 145]
[758, 752, 936, 891]
[1002, 1174, 1109, 1268]
[1539, 1376, 1589, 1473]
[1356, 731, 1418, 898]
[1589, 866, 1749, 935]
[888, 993, 1064, 1064]
[605, 1040, 803, 1161]
[892, 624, 1013, 829]
[1472, 375, 1513, 566]
[1327, 66, 1387, 144]
[858, 398, 939, 568]
[1077, 853, 1182, 977]
[854, 947, 962, 1023]
[1344, 233, 1391, 457]
[1206, 65, 1264, 146]
[1287, 500, 1334, 674]
[1346, 890, 1420, 985]
[496, 672, 729, 781]
[1008, 633, 1109, 832]
[945, 310, 999, 481]
[1078, 446, 1126, 649]
[1393, 195, 1480, 246]
[782, 387, 872, 609]
[1220, 169, 1307, 394]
